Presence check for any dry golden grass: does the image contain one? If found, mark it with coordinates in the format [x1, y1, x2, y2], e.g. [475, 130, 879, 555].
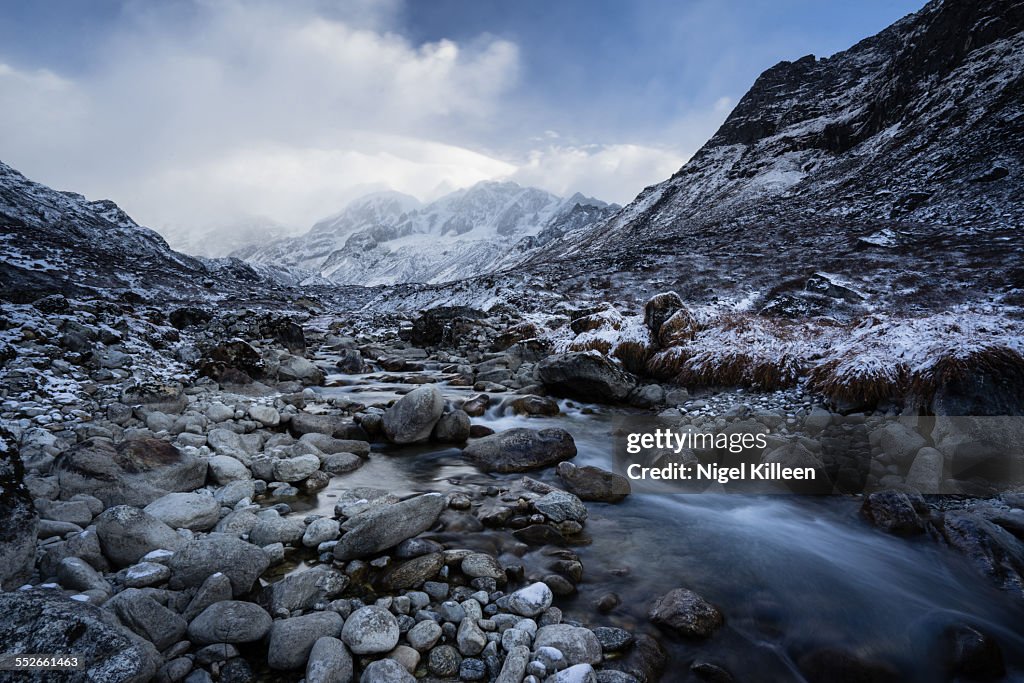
[805, 356, 909, 404]
[910, 344, 1024, 401]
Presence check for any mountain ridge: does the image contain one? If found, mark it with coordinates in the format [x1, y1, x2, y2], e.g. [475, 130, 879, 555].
[510, 0, 1023, 317]
[235, 180, 618, 286]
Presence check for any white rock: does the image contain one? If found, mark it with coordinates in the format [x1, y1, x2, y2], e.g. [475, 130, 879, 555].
[507, 582, 553, 617]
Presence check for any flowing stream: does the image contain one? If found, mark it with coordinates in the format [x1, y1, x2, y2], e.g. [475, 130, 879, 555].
[282, 370, 1024, 681]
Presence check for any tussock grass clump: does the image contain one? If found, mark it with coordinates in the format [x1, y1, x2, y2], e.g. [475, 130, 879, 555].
[806, 355, 910, 404]
[667, 315, 817, 390]
[645, 346, 692, 380]
[805, 314, 1024, 406]
[911, 344, 1024, 402]
[549, 302, 1023, 407]
[567, 336, 613, 355]
[611, 318, 656, 374]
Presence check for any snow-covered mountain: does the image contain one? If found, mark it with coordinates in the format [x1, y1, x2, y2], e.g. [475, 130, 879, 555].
[513, 0, 1024, 316]
[235, 182, 617, 286]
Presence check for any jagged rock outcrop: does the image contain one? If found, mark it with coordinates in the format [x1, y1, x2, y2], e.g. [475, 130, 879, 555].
[0, 427, 37, 589]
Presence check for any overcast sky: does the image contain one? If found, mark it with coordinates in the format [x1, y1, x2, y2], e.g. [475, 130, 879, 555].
[0, 0, 921, 251]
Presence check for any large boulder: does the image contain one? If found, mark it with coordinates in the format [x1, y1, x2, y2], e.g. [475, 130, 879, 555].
[307, 636, 355, 683]
[861, 488, 927, 535]
[0, 427, 37, 589]
[188, 600, 272, 644]
[266, 565, 349, 614]
[274, 454, 322, 482]
[106, 588, 186, 650]
[761, 443, 831, 493]
[341, 605, 400, 655]
[55, 437, 207, 507]
[168, 534, 270, 596]
[0, 590, 160, 682]
[941, 510, 1024, 596]
[408, 307, 487, 347]
[463, 428, 577, 473]
[533, 624, 602, 666]
[537, 352, 636, 403]
[200, 340, 265, 382]
[95, 505, 184, 567]
[278, 354, 325, 385]
[120, 381, 187, 414]
[556, 462, 631, 502]
[648, 588, 724, 638]
[334, 493, 446, 561]
[291, 413, 363, 439]
[143, 492, 221, 531]
[434, 410, 471, 443]
[269, 612, 345, 670]
[382, 386, 445, 444]
[643, 291, 685, 337]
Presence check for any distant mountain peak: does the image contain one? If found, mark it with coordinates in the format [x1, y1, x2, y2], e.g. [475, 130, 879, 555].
[237, 181, 616, 286]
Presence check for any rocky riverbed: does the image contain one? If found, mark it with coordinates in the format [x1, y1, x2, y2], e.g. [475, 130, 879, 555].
[2, 294, 1024, 683]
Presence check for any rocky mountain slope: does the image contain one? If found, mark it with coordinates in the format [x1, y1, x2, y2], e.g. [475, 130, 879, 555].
[515, 0, 1024, 318]
[235, 182, 617, 287]
[0, 161, 299, 305]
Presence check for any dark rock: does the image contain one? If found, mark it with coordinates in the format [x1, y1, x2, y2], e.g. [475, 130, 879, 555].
[263, 317, 306, 354]
[0, 589, 160, 681]
[428, 644, 462, 677]
[200, 340, 265, 382]
[556, 462, 631, 502]
[537, 352, 636, 403]
[941, 510, 1024, 596]
[648, 588, 723, 638]
[643, 292, 684, 337]
[861, 488, 927, 535]
[409, 307, 487, 348]
[513, 524, 567, 546]
[509, 395, 560, 416]
[95, 505, 184, 567]
[334, 493, 446, 560]
[168, 535, 270, 596]
[336, 348, 365, 374]
[169, 307, 211, 329]
[0, 427, 37, 589]
[268, 612, 344, 670]
[380, 552, 444, 590]
[462, 394, 490, 417]
[691, 662, 734, 682]
[434, 409, 472, 443]
[463, 428, 577, 473]
[266, 565, 349, 613]
[594, 626, 634, 653]
[107, 588, 187, 650]
[55, 437, 207, 507]
[941, 623, 1005, 680]
[602, 634, 666, 682]
[290, 413, 353, 438]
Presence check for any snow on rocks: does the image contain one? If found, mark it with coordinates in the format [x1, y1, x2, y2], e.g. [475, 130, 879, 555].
[507, 582, 554, 617]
